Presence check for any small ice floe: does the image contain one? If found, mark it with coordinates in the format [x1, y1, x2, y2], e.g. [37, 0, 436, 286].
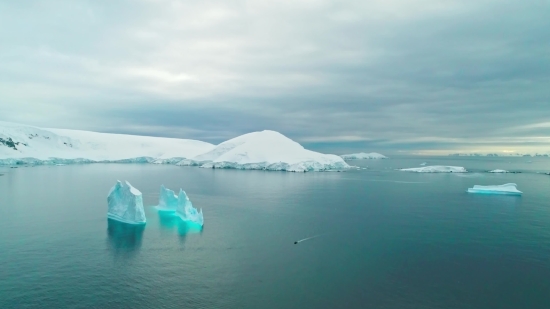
[467, 183, 522, 195]
[488, 169, 509, 173]
[399, 166, 467, 173]
[341, 152, 387, 159]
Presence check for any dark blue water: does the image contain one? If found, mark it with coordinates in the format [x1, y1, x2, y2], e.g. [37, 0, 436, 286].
[1, 156, 550, 308]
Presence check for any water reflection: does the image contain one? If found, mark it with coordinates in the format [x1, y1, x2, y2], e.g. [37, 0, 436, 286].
[177, 220, 203, 235]
[157, 211, 203, 237]
[106, 219, 145, 257]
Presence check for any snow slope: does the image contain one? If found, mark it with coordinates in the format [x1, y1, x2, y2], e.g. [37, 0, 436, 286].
[341, 152, 387, 159]
[177, 130, 349, 172]
[399, 165, 467, 173]
[0, 121, 214, 163]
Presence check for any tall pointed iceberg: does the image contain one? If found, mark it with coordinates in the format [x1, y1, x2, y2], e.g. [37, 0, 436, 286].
[107, 180, 146, 224]
[176, 190, 204, 227]
[156, 185, 179, 212]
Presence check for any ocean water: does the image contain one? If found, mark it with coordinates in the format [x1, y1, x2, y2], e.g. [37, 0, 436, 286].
[1, 156, 550, 309]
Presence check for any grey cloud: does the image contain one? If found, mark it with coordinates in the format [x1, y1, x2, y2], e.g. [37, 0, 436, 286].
[0, 0, 549, 154]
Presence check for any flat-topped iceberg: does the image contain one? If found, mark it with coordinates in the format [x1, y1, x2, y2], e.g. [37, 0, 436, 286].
[488, 169, 509, 173]
[399, 165, 467, 173]
[467, 183, 522, 195]
[340, 152, 387, 160]
[176, 190, 204, 226]
[178, 130, 349, 172]
[156, 185, 179, 212]
[107, 181, 146, 224]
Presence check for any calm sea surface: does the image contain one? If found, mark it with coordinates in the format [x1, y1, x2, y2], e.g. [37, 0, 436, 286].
[1, 156, 550, 309]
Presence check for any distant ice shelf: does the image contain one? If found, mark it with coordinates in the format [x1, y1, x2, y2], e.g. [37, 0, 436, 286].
[467, 183, 522, 195]
[340, 152, 387, 160]
[399, 165, 467, 173]
[107, 181, 147, 224]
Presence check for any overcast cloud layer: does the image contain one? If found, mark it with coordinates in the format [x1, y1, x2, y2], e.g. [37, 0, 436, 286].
[1, 0, 549, 154]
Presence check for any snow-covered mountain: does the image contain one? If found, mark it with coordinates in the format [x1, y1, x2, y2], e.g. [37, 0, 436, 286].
[177, 130, 349, 172]
[0, 122, 349, 172]
[0, 121, 214, 163]
[341, 152, 387, 160]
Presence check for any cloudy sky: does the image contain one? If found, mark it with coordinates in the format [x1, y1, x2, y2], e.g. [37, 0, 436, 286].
[0, 0, 549, 154]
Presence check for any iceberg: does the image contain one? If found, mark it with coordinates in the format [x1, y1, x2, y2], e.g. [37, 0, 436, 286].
[176, 190, 204, 227]
[156, 185, 179, 212]
[488, 169, 509, 173]
[467, 183, 522, 195]
[107, 181, 146, 224]
[341, 152, 387, 160]
[399, 165, 467, 173]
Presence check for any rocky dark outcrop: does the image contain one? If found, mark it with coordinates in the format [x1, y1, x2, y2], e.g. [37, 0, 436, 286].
[0, 137, 19, 150]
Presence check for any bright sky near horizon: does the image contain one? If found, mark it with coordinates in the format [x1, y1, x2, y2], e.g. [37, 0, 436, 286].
[0, 0, 549, 154]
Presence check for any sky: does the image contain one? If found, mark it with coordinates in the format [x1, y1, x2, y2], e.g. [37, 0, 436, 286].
[0, 0, 549, 155]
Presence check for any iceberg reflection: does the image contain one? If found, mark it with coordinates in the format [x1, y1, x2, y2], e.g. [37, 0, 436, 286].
[177, 220, 203, 236]
[157, 211, 202, 236]
[106, 219, 145, 257]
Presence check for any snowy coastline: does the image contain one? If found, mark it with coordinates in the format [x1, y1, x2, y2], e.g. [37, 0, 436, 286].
[0, 122, 349, 172]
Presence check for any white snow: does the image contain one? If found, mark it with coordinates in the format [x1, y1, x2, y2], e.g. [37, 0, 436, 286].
[399, 165, 467, 173]
[107, 181, 146, 224]
[177, 130, 349, 172]
[175, 190, 204, 226]
[488, 169, 509, 173]
[467, 183, 522, 195]
[341, 152, 387, 160]
[1, 122, 347, 172]
[0, 121, 214, 163]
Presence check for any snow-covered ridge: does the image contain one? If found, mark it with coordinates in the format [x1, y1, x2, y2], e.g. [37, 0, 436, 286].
[341, 152, 387, 159]
[0, 122, 348, 172]
[177, 130, 349, 172]
[0, 121, 214, 162]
